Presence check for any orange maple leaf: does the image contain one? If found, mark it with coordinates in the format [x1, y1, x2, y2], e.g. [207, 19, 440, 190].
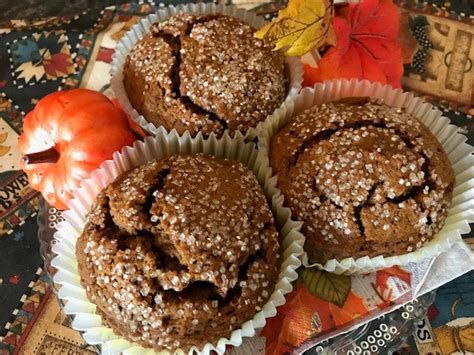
[303, 0, 403, 88]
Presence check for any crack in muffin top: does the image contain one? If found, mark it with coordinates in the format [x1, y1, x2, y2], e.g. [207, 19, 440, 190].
[76, 153, 279, 351]
[123, 13, 288, 137]
[270, 98, 454, 264]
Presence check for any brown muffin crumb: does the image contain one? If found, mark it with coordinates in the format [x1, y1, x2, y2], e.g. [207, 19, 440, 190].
[270, 98, 454, 264]
[76, 154, 279, 352]
[123, 13, 287, 137]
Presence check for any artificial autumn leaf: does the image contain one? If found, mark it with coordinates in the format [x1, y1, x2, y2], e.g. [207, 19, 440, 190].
[300, 268, 351, 308]
[255, 0, 336, 56]
[303, 0, 404, 88]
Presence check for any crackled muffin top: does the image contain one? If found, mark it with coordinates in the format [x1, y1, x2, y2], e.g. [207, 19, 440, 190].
[76, 153, 279, 352]
[123, 13, 288, 137]
[270, 98, 454, 264]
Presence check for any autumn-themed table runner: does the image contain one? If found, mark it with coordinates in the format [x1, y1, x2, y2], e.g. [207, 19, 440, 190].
[0, 1, 473, 354]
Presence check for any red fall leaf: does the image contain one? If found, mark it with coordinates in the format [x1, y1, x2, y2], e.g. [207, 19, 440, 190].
[303, 0, 403, 88]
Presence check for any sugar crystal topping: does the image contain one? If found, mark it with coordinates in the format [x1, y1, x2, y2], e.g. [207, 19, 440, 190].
[78, 153, 279, 352]
[123, 13, 287, 137]
[270, 98, 454, 263]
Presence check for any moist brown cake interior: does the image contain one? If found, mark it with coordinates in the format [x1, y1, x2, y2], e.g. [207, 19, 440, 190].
[270, 98, 454, 264]
[76, 154, 280, 352]
[123, 13, 287, 137]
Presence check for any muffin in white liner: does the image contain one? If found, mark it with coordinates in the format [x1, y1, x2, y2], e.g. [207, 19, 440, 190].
[257, 79, 474, 274]
[110, 2, 303, 140]
[50, 128, 305, 355]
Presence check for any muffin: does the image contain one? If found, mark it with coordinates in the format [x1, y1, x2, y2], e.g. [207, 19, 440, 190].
[76, 153, 280, 352]
[270, 98, 454, 264]
[123, 13, 287, 137]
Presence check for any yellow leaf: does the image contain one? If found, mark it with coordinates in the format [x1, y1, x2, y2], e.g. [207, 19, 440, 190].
[255, 0, 335, 57]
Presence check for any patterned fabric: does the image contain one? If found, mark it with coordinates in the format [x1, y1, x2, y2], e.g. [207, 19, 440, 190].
[0, 3, 164, 353]
[396, 264, 474, 354]
[0, 1, 472, 354]
[410, 17, 432, 74]
[397, 0, 474, 115]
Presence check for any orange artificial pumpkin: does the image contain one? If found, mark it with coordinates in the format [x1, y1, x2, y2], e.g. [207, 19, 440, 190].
[19, 89, 142, 210]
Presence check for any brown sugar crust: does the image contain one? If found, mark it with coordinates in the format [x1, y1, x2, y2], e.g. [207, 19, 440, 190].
[76, 154, 279, 352]
[270, 98, 455, 264]
[123, 14, 287, 137]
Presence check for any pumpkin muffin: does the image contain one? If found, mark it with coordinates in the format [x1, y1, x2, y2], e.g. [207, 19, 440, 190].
[123, 13, 287, 137]
[270, 98, 454, 264]
[76, 154, 279, 352]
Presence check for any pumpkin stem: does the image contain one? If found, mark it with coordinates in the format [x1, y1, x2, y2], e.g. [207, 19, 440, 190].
[22, 146, 59, 164]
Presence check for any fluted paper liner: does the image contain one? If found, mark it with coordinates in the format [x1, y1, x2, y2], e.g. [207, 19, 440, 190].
[258, 79, 474, 274]
[110, 3, 303, 139]
[51, 129, 305, 355]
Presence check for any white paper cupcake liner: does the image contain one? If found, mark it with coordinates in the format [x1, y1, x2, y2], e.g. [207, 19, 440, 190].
[50, 128, 305, 354]
[110, 3, 303, 140]
[257, 79, 474, 274]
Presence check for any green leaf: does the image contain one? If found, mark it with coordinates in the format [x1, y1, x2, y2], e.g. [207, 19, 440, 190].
[300, 268, 351, 308]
